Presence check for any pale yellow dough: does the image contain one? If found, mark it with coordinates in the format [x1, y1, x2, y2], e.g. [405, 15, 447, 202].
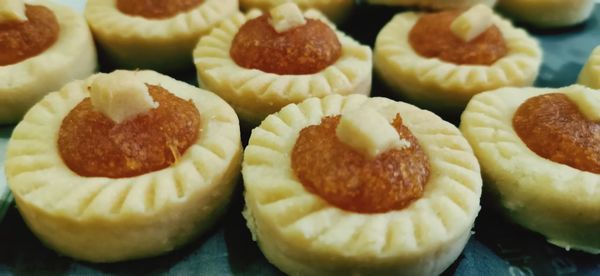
[374, 12, 541, 111]
[194, 10, 372, 125]
[366, 0, 496, 9]
[0, 0, 97, 125]
[240, 0, 354, 23]
[460, 85, 600, 254]
[243, 94, 482, 275]
[5, 70, 242, 262]
[85, 0, 238, 72]
[498, 0, 594, 28]
[578, 46, 600, 89]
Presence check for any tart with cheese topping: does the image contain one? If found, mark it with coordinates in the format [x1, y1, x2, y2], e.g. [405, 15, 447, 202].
[5, 70, 242, 262]
[243, 94, 482, 275]
[374, 5, 541, 112]
[0, 0, 96, 124]
[194, 3, 372, 125]
[460, 85, 600, 254]
[498, 0, 594, 28]
[366, 0, 497, 9]
[85, 0, 237, 72]
[239, 0, 354, 23]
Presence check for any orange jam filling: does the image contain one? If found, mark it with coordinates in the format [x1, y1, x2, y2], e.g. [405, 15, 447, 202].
[0, 5, 59, 66]
[291, 115, 430, 213]
[230, 14, 342, 75]
[58, 85, 201, 178]
[513, 93, 600, 174]
[117, 0, 203, 19]
[409, 10, 507, 65]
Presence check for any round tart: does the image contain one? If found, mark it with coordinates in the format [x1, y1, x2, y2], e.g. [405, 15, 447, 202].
[460, 85, 600, 254]
[497, 0, 594, 28]
[243, 94, 482, 275]
[194, 5, 372, 125]
[85, 0, 238, 72]
[239, 0, 354, 23]
[366, 0, 496, 9]
[374, 7, 541, 112]
[578, 45, 600, 89]
[4, 70, 242, 262]
[0, 0, 97, 125]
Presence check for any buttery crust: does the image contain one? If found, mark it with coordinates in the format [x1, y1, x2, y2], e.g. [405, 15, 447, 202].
[5, 70, 242, 262]
[239, 0, 354, 23]
[460, 85, 600, 254]
[0, 0, 97, 125]
[194, 10, 372, 125]
[243, 94, 482, 275]
[374, 12, 541, 111]
[498, 0, 594, 28]
[366, 0, 497, 9]
[578, 46, 600, 89]
[85, 0, 238, 72]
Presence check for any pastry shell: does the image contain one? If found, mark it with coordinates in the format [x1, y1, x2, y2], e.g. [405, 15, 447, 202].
[243, 94, 482, 275]
[0, 0, 97, 125]
[194, 10, 372, 125]
[85, 0, 238, 72]
[498, 0, 594, 28]
[374, 12, 541, 111]
[5, 70, 242, 262]
[460, 85, 600, 254]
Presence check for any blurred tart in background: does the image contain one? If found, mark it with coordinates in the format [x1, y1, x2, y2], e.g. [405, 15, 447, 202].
[578, 45, 600, 89]
[497, 0, 595, 28]
[366, 0, 497, 10]
[85, 0, 237, 72]
[0, 0, 96, 125]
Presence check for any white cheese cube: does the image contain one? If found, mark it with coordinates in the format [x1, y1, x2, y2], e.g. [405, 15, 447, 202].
[269, 3, 306, 33]
[566, 88, 600, 121]
[336, 108, 411, 158]
[450, 4, 494, 42]
[90, 70, 159, 124]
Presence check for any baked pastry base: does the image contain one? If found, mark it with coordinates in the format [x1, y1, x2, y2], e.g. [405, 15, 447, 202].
[0, 0, 97, 125]
[194, 10, 372, 126]
[243, 94, 482, 275]
[374, 11, 542, 112]
[5, 70, 243, 262]
[460, 85, 600, 254]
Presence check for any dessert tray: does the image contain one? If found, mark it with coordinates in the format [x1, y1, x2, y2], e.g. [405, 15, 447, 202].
[0, 1, 599, 275]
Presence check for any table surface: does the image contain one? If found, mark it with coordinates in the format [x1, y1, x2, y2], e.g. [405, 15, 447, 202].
[1, 1, 600, 275]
